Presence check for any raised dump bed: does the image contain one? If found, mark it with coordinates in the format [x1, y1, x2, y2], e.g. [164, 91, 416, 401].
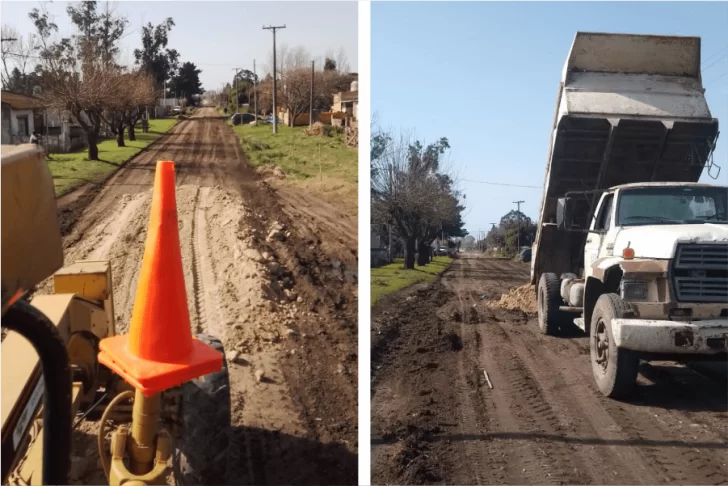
[532, 32, 720, 284]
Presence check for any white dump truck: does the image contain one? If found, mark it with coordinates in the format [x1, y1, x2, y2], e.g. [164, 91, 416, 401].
[531, 32, 727, 399]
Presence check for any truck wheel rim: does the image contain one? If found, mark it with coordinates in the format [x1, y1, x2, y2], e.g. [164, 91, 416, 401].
[594, 318, 609, 373]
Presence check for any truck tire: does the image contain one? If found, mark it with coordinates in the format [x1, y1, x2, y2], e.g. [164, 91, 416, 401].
[176, 334, 231, 485]
[590, 294, 639, 399]
[537, 272, 563, 336]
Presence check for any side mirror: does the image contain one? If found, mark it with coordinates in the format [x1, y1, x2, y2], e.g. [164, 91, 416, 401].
[557, 197, 571, 230]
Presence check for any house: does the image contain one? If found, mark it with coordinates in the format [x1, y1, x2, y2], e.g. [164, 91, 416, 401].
[331, 80, 358, 126]
[1, 90, 43, 144]
[156, 97, 180, 117]
[40, 108, 88, 153]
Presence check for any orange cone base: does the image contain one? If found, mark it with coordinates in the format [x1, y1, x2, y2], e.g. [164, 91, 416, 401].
[98, 334, 223, 397]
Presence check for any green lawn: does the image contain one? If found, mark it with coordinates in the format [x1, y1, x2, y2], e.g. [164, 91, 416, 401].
[231, 123, 357, 208]
[48, 118, 178, 196]
[371, 257, 453, 306]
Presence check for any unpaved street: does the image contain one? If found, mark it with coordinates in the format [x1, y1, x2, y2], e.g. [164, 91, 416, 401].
[371, 253, 728, 485]
[48, 108, 358, 485]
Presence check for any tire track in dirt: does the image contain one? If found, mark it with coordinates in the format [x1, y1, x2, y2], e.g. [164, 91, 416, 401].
[448, 259, 592, 485]
[372, 252, 727, 485]
[42, 109, 357, 485]
[498, 317, 728, 485]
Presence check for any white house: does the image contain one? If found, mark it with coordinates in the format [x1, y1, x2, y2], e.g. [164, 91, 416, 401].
[1, 91, 42, 144]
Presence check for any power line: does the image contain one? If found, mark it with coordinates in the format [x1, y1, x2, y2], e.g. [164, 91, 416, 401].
[702, 42, 728, 65]
[707, 70, 728, 84]
[702, 53, 727, 72]
[461, 178, 541, 189]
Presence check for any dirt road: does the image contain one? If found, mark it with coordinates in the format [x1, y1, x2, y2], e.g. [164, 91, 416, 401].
[371, 253, 727, 485]
[48, 108, 358, 485]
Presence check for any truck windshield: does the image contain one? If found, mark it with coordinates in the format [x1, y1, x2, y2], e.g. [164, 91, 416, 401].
[617, 186, 728, 226]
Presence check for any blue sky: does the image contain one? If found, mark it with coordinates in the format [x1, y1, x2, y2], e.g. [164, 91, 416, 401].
[1, 1, 357, 90]
[372, 1, 728, 237]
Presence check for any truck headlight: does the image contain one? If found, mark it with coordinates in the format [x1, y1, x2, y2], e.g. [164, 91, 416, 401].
[621, 280, 648, 300]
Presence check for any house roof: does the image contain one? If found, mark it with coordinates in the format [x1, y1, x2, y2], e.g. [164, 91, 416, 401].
[1, 91, 45, 110]
[340, 90, 358, 102]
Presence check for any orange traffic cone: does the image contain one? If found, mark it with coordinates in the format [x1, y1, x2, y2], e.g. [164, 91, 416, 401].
[99, 161, 222, 397]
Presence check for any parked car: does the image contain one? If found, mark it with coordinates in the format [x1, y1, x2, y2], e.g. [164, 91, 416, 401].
[231, 113, 257, 126]
[435, 246, 449, 257]
[171, 106, 182, 115]
[518, 247, 532, 263]
[262, 115, 282, 125]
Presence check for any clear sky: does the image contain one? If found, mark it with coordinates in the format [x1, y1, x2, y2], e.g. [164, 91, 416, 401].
[1, 1, 358, 91]
[372, 1, 728, 238]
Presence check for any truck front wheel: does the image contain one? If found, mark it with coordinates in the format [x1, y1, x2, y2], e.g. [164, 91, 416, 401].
[590, 294, 639, 399]
[537, 272, 563, 335]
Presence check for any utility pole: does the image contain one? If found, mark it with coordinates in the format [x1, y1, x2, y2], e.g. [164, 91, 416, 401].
[513, 200, 525, 253]
[232, 68, 242, 114]
[253, 59, 258, 126]
[263, 25, 286, 134]
[309, 60, 315, 127]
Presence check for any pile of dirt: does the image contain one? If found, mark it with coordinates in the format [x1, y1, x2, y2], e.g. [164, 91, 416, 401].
[255, 164, 286, 180]
[487, 283, 537, 313]
[305, 122, 341, 137]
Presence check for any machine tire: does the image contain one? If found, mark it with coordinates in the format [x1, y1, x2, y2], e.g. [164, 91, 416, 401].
[537, 272, 563, 336]
[590, 294, 639, 399]
[176, 334, 231, 485]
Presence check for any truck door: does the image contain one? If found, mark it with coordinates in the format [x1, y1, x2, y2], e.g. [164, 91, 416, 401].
[584, 193, 614, 278]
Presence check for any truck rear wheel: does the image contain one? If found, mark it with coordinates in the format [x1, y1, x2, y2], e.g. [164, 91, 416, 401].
[590, 294, 639, 399]
[537, 272, 563, 336]
[176, 334, 231, 485]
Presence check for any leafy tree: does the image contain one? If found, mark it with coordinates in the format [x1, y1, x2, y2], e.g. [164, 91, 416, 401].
[133, 18, 179, 91]
[170, 61, 203, 106]
[3, 67, 41, 94]
[324, 57, 336, 71]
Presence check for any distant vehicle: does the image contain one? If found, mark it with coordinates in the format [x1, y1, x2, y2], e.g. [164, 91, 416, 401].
[262, 115, 282, 125]
[435, 246, 448, 257]
[231, 113, 256, 126]
[171, 106, 181, 115]
[519, 247, 531, 263]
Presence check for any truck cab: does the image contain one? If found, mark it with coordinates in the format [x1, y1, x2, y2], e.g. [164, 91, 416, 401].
[531, 32, 726, 399]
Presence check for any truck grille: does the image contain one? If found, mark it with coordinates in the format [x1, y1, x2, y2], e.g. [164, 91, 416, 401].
[673, 244, 728, 303]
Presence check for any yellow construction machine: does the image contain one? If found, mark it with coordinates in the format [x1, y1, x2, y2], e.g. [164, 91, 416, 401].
[1, 145, 231, 485]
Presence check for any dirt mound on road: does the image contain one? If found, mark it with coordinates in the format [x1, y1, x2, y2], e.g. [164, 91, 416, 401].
[256, 164, 286, 180]
[487, 283, 537, 313]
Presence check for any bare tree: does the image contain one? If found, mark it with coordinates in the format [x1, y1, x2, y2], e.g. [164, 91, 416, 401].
[31, 3, 134, 159]
[371, 125, 464, 269]
[335, 47, 350, 73]
[107, 70, 155, 146]
[1, 26, 39, 90]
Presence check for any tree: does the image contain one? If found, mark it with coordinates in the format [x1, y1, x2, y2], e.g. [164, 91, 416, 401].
[108, 70, 155, 146]
[3, 67, 41, 94]
[1, 25, 39, 90]
[31, 2, 140, 160]
[485, 209, 536, 256]
[133, 18, 179, 91]
[371, 125, 465, 269]
[170, 61, 203, 106]
[461, 235, 476, 250]
[324, 57, 336, 71]
[231, 68, 257, 108]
